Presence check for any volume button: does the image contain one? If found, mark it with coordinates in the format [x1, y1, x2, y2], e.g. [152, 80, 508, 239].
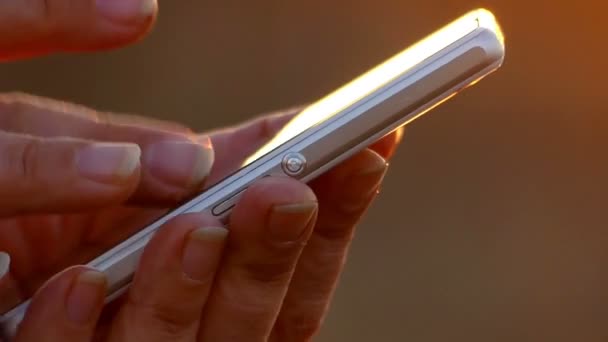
[211, 189, 247, 216]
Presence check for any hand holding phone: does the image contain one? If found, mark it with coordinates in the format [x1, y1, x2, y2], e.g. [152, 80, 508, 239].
[0, 8, 505, 340]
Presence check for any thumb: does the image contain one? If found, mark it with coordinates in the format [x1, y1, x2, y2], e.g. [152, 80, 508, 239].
[0, 0, 158, 60]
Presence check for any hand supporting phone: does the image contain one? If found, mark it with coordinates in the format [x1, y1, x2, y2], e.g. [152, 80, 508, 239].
[0, 8, 505, 340]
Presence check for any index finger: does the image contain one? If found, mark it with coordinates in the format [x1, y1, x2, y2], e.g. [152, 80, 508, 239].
[0, 93, 214, 206]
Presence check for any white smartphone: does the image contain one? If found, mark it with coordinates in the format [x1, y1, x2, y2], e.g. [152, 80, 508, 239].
[0, 8, 505, 339]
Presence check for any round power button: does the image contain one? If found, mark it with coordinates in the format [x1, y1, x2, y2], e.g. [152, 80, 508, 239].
[281, 152, 307, 176]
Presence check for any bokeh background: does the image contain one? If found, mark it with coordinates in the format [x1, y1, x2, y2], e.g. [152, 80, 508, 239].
[1, 0, 607, 340]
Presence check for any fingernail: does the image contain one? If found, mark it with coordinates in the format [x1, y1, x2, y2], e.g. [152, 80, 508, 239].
[0, 252, 21, 314]
[341, 158, 388, 213]
[145, 139, 214, 189]
[268, 202, 318, 242]
[77, 143, 141, 183]
[182, 227, 228, 282]
[360, 163, 388, 190]
[66, 271, 107, 325]
[0, 252, 10, 278]
[96, 0, 157, 22]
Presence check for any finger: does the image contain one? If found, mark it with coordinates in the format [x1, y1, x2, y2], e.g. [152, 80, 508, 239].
[0, 216, 86, 299]
[105, 213, 226, 342]
[370, 127, 405, 160]
[206, 106, 302, 184]
[271, 149, 388, 340]
[206, 106, 403, 183]
[197, 177, 318, 341]
[0, 93, 193, 136]
[0, 93, 214, 205]
[0, 252, 23, 314]
[14, 266, 106, 342]
[0, 132, 144, 216]
[0, 0, 157, 60]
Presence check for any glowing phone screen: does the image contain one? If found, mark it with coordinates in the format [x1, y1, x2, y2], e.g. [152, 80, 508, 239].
[241, 9, 501, 167]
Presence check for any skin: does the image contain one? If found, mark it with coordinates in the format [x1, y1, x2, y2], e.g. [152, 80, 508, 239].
[0, 1, 405, 341]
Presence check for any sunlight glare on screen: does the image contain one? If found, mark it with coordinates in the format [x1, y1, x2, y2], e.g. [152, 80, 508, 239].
[243, 9, 501, 165]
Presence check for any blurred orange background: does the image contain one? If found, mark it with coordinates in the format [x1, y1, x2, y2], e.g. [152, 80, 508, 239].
[1, 0, 607, 340]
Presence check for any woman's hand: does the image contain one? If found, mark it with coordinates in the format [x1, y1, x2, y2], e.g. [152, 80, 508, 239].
[0, 93, 215, 311]
[5, 106, 404, 342]
[0, 0, 215, 316]
[0, 1, 404, 340]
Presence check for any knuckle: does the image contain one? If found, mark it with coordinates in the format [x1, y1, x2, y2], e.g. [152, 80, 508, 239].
[334, 189, 377, 216]
[316, 222, 356, 243]
[314, 214, 358, 243]
[5, 137, 42, 183]
[21, 139, 43, 183]
[239, 258, 296, 285]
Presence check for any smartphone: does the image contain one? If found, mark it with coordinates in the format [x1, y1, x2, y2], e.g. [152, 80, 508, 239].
[0, 8, 504, 339]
